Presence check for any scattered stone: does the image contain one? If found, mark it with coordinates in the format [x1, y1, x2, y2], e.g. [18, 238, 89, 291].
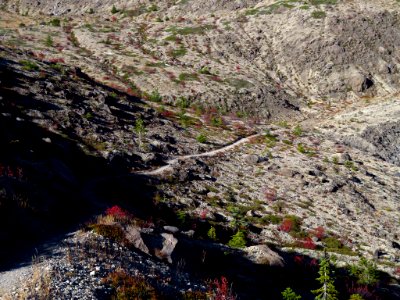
[244, 245, 284, 266]
[163, 226, 179, 234]
[125, 226, 150, 254]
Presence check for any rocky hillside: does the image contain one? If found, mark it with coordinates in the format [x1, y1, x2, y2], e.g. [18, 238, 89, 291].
[0, 0, 400, 299]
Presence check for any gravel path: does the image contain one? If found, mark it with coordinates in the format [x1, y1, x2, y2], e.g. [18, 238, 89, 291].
[140, 133, 261, 176]
[0, 265, 34, 297]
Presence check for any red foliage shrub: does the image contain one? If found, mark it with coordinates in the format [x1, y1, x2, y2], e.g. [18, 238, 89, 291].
[48, 58, 65, 64]
[294, 255, 303, 265]
[279, 219, 293, 233]
[309, 258, 318, 267]
[395, 267, 400, 275]
[33, 52, 46, 60]
[313, 226, 325, 239]
[209, 276, 236, 300]
[301, 237, 316, 250]
[160, 110, 175, 118]
[106, 205, 128, 219]
[210, 75, 223, 82]
[0, 164, 24, 179]
[199, 209, 208, 220]
[346, 283, 373, 299]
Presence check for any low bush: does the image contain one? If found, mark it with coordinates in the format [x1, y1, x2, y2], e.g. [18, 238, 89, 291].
[104, 270, 158, 299]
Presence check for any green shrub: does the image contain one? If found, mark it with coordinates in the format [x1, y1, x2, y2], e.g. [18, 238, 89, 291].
[147, 4, 158, 12]
[49, 18, 61, 26]
[349, 257, 379, 286]
[311, 10, 326, 18]
[177, 210, 186, 225]
[282, 287, 302, 300]
[169, 47, 187, 58]
[20, 60, 39, 71]
[323, 236, 356, 256]
[179, 73, 199, 81]
[309, 0, 337, 5]
[207, 226, 217, 241]
[177, 96, 190, 109]
[323, 237, 342, 249]
[45, 35, 53, 47]
[148, 90, 162, 102]
[199, 66, 212, 75]
[111, 5, 119, 14]
[349, 294, 364, 300]
[292, 125, 303, 136]
[228, 231, 246, 248]
[196, 134, 207, 143]
[261, 214, 282, 225]
[297, 143, 306, 154]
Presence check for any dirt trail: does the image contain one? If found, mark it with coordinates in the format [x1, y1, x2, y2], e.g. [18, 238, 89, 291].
[139, 133, 261, 176]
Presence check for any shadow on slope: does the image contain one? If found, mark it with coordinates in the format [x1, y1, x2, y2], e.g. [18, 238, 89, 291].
[0, 54, 157, 270]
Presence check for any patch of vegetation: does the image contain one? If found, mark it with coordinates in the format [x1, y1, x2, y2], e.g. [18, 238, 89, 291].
[292, 125, 303, 136]
[166, 25, 215, 35]
[83, 23, 95, 32]
[225, 78, 253, 90]
[228, 231, 247, 248]
[207, 226, 217, 241]
[145, 61, 167, 68]
[104, 270, 158, 299]
[245, 8, 259, 16]
[196, 134, 207, 143]
[45, 35, 53, 47]
[177, 96, 190, 109]
[48, 18, 61, 27]
[90, 224, 126, 243]
[183, 290, 208, 300]
[323, 236, 356, 256]
[199, 66, 212, 75]
[168, 46, 187, 58]
[20, 60, 39, 71]
[111, 5, 119, 14]
[282, 287, 302, 300]
[311, 10, 326, 18]
[309, 0, 337, 5]
[344, 160, 358, 171]
[124, 6, 148, 17]
[147, 4, 159, 12]
[178, 112, 194, 128]
[260, 214, 283, 225]
[179, 73, 199, 81]
[349, 257, 379, 285]
[148, 90, 162, 102]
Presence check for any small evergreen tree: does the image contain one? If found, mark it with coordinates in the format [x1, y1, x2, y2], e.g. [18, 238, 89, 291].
[135, 118, 146, 149]
[45, 35, 53, 47]
[111, 5, 118, 14]
[282, 287, 301, 300]
[207, 226, 217, 241]
[312, 257, 339, 300]
[228, 231, 246, 249]
[349, 257, 379, 286]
